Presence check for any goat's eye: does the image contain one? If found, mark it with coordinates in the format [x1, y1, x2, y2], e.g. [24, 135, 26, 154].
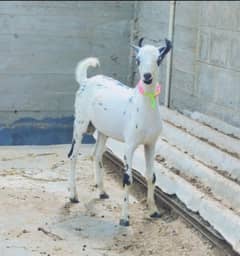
[136, 58, 140, 66]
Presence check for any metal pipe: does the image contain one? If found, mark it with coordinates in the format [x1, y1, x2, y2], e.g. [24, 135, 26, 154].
[164, 0, 176, 107]
[128, 1, 139, 87]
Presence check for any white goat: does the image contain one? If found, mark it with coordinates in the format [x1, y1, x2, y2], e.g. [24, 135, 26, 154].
[68, 38, 172, 226]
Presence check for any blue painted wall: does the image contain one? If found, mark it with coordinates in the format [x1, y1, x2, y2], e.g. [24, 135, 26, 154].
[0, 117, 95, 145]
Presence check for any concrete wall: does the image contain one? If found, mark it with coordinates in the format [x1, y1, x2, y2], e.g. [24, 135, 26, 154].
[0, 1, 134, 126]
[0, 1, 134, 144]
[135, 1, 240, 127]
[171, 1, 240, 127]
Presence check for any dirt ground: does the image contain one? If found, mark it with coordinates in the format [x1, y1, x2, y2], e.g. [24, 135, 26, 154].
[0, 145, 226, 256]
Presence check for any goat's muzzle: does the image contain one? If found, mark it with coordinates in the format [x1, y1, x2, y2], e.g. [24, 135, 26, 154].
[143, 73, 153, 85]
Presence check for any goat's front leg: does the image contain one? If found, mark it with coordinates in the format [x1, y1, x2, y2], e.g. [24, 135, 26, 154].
[144, 143, 161, 218]
[119, 145, 135, 226]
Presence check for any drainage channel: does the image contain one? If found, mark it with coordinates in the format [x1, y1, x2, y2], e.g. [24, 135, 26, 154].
[104, 150, 240, 256]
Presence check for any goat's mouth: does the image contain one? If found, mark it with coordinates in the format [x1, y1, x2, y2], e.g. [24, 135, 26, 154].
[143, 78, 153, 85]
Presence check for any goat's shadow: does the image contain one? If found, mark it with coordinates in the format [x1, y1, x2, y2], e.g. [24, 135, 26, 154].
[56, 199, 123, 241]
[59, 197, 107, 216]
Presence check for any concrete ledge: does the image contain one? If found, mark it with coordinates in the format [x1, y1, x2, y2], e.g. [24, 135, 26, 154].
[183, 110, 240, 139]
[161, 122, 240, 182]
[156, 139, 240, 210]
[160, 106, 240, 158]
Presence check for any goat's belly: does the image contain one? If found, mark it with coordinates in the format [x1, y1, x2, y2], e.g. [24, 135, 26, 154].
[90, 95, 129, 142]
[91, 109, 126, 141]
[94, 119, 125, 142]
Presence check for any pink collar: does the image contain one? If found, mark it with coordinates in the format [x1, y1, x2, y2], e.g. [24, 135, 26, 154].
[137, 80, 161, 96]
[137, 80, 161, 109]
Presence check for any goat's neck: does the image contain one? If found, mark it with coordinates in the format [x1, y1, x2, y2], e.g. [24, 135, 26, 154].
[135, 75, 160, 111]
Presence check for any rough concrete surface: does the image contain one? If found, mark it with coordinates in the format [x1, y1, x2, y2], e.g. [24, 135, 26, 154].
[0, 145, 224, 256]
[0, 1, 134, 124]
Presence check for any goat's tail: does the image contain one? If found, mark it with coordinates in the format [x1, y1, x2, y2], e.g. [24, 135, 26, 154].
[75, 57, 100, 85]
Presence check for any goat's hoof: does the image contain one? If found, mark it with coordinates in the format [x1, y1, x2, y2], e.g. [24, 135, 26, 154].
[69, 197, 79, 203]
[99, 192, 109, 199]
[119, 219, 130, 227]
[150, 211, 161, 218]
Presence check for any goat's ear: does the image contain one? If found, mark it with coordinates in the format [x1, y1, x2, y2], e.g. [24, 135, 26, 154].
[157, 38, 172, 64]
[130, 44, 140, 53]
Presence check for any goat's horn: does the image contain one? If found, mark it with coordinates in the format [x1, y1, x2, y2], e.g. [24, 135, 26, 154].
[158, 38, 172, 62]
[164, 38, 172, 49]
[138, 37, 144, 47]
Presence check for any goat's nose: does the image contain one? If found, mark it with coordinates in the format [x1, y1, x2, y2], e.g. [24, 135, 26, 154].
[143, 73, 152, 80]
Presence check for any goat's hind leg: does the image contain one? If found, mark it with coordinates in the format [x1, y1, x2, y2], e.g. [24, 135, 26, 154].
[94, 132, 109, 199]
[68, 139, 80, 203]
[144, 143, 161, 218]
[68, 123, 87, 203]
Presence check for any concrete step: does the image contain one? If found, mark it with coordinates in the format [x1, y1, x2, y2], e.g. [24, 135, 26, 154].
[160, 106, 240, 159]
[156, 138, 240, 212]
[161, 121, 240, 183]
[182, 109, 240, 140]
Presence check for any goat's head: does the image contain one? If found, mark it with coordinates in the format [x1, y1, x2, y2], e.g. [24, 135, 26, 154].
[131, 38, 172, 85]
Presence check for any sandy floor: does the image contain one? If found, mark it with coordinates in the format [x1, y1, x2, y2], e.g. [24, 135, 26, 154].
[0, 145, 225, 256]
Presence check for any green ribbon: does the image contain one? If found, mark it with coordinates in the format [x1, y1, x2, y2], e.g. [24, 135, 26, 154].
[143, 92, 157, 109]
